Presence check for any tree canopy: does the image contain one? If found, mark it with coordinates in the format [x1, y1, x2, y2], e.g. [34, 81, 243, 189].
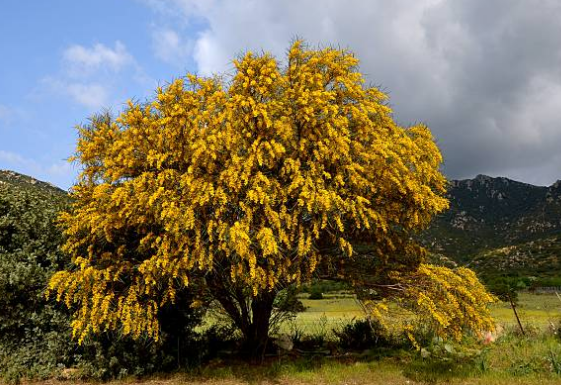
[48, 41, 494, 346]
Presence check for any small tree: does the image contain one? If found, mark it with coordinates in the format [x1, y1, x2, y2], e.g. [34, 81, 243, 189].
[487, 275, 525, 335]
[48, 41, 494, 358]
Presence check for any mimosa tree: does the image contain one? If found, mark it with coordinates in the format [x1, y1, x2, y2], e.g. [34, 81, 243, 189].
[48, 41, 494, 358]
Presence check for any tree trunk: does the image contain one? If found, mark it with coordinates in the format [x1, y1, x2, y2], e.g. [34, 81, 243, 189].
[207, 273, 277, 361]
[239, 292, 275, 361]
[508, 293, 525, 336]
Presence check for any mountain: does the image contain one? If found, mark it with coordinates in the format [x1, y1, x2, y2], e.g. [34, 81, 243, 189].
[0, 169, 67, 197]
[423, 174, 561, 278]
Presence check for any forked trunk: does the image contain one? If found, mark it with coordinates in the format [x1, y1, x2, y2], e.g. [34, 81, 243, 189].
[207, 273, 277, 361]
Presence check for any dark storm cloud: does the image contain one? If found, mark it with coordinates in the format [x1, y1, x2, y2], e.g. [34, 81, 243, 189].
[150, 0, 561, 185]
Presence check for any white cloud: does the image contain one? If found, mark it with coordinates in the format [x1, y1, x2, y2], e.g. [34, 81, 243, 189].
[0, 150, 30, 166]
[43, 78, 109, 110]
[63, 41, 133, 77]
[152, 28, 194, 66]
[63, 83, 109, 110]
[47, 161, 73, 177]
[41, 41, 149, 110]
[142, 0, 561, 185]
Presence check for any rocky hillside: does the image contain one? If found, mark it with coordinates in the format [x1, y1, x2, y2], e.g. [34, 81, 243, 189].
[423, 174, 561, 276]
[0, 169, 67, 197]
[469, 235, 561, 277]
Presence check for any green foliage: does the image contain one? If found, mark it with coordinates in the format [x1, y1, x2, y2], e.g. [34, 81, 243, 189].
[271, 286, 306, 326]
[0, 171, 73, 382]
[302, 279, 351, 300]
[290, 315, 332, 352]
[334, 318, 391, 350]
[308, 287, 324, 300]
[301, 279, 349, 294]
[197, 324, 241, 359]
[532, 276, 561, 287]
[68, 298, 205, 381]
[473, 237, 561, 281]
[485, 275, 522, 303]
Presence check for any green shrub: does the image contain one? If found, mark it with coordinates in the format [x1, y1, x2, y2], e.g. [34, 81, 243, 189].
[334, 319, 392, 351]
[271, 285, 306, 329]
[69, 297, 205, 381]
[0, 175, 74, 383]
[198, 324, 241, 359]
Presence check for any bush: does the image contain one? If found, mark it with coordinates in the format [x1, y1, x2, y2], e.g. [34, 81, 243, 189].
[70, 298, 205, 381]
[334, 318, 392, 351]
[290, 316, 333, 352]
[198, 324, 241, 359]
[271, 285, 306, 328]
[0, 175, 74, 383]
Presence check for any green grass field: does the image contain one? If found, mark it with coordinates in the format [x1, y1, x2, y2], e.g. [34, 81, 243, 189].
[287, 295, 365, 335]
[286, 292, 561, 335]
[188, 293, 560, 384]
[17, 293, 561, 385]
[490, 293, 561, 329]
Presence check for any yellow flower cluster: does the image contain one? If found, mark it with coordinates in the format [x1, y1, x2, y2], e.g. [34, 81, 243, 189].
[48, 41, 449, 343]
[400, 264, 496, 344]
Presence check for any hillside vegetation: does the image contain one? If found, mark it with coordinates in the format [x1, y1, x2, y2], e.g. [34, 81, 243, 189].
[0, 170, 71, 380]
[423, 174, 561, 279]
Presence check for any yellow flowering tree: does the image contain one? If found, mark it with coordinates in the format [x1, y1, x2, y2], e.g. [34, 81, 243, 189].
[345, 255, 496, 348]
[48, 41, 492, 357]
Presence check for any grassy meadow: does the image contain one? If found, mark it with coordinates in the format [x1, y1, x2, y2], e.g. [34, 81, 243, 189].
[490, 293, 561, 329]
[22, 293, 560, 385]
[178, 293, 561, 384]
[286, 292, 561, 335]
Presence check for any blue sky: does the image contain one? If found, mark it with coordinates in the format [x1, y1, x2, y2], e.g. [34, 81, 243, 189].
[0, 0, 201, 189]
[2, 1, 561, 189]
